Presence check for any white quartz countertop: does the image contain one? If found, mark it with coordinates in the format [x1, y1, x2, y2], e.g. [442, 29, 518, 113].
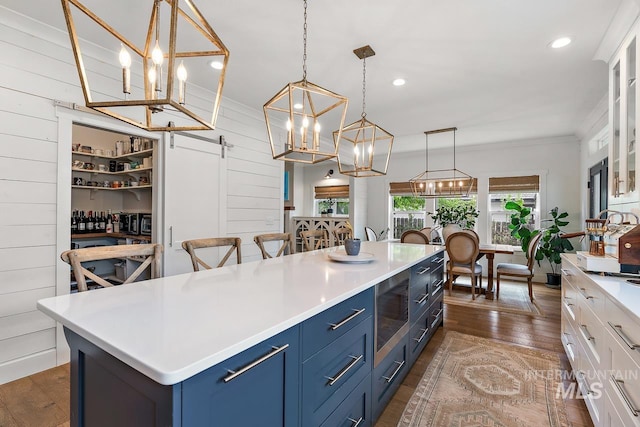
[563, 254, 640, 317]
[38, 242, 442, 385]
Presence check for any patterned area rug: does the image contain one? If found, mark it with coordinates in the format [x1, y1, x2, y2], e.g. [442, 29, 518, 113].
[398, 331, 569, 427]
[444, 281, 544, 317]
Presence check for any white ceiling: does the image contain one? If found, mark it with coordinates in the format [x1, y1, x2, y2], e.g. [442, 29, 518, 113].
[2, 0, 627, 152]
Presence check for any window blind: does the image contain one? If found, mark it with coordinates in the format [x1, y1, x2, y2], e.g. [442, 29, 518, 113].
[488, 175, 539, 193]
[314, 185, 349, 199]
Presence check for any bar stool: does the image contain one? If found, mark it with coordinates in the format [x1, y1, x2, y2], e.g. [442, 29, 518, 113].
[300, 229, 329, 251]
[182, 237, 242, 271]
[332, 227, 353, 246]
[254, 233, 294, 259]
[61, 243, 163, 292]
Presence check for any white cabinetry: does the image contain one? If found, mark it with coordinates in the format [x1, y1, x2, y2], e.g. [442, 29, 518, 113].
[561, 255, 640, 427]
[610, 27, 639, 204]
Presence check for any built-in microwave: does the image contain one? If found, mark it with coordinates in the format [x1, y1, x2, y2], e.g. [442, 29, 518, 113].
[140, 214, 152, 236]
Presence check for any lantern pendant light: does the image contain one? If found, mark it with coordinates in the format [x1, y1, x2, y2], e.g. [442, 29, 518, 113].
[334, 45, 394, 177]
[61, 0, 229, 132]
[263, 0, 349, 164]
[409, 127, 474, 198]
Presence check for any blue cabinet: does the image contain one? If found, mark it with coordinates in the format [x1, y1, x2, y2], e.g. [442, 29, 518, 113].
[320, 374, 372, 427]
[372, 339, 408, 421]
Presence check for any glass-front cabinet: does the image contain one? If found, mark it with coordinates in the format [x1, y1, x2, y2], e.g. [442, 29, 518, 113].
[610, 33, 638, 203]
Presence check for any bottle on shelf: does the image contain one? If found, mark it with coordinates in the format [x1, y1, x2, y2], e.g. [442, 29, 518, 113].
[98, 211, 106, 232]
[71, 210, 78, 234]
[77, 211, 86, 234]
[106, 209, 113, 234]
[86, 211, 95, 233]
[113, 213, 120, 233]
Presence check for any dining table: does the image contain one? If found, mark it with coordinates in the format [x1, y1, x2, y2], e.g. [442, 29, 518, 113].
[477, 244, 515, 300]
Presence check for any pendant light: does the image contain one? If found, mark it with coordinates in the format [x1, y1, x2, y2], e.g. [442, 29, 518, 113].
[409, 127, 474, 198]
[263, 0, 349, 164]
[334, 45, 394, 177]
[61, 0, 229, 131]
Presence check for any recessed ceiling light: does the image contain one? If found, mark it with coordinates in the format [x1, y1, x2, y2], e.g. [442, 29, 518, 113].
[550, 37, 572, 49]
[392, 78, 406, 87]
[293, 103, 303, 110]
[210, 60, 224, 70]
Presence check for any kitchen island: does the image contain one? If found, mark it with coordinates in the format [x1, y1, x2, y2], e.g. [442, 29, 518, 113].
[38, 241, 445, 426]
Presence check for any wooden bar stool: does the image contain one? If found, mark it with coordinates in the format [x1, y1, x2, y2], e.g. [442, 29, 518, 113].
[61, 243, 163, 292]
[182, 237, 242, 271]
[254, 233, 294, 259]
[332, 227, 353, 246]
[300, 229, 329, 251]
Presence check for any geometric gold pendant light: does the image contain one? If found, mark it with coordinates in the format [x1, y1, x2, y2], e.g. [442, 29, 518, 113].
[263, 0, 349, 164]
[60, 0, 229, 132]
[409, 127, 474, 198]
[334, 45, 394, 177]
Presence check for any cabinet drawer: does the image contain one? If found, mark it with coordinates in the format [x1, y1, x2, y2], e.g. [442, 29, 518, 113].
[577, 301, 605, 367]
[576, 352, 604, 425]
[561, 269, 578, 322]
[574, 272, 605, 317]
[605, 298, 640, 368]
[408, 309, 430, 365]
[182, 326, 300, 427]
[561, 309, 580, 368]
[302, 317, 373, 426]
[410, 259, 431, 291]
[429, 297, 444, 332]
[409, 280, 429, 322]
[608, 328, 640, 424]
[373, 340, 408, 421]
[605, 388, 640, 427]
[430, 271, 444, 298]
[303, 288, 374, 360]
[319, 374, 372, 427]
[430, 252, 445, 271]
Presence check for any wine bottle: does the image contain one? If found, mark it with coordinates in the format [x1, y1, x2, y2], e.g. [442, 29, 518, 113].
[86, 211, 94, 232]
[71, 210, 78, 235]
[78, 211, 86, 234]
[106, 209, 113, 234]
[113, 213, 120, 233]
[98, 211, 106, 232]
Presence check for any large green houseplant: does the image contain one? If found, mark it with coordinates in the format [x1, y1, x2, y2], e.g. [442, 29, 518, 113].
[505, 201, 573, 287]
[429, 202, 479, 229]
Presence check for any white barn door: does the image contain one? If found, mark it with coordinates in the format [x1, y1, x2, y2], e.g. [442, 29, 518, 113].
[162, 132, 227, 276]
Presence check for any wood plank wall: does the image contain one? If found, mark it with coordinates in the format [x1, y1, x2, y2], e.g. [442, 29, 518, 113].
[0, 8, 282, 384]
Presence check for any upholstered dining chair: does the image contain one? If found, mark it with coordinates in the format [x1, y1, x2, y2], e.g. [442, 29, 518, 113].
[445, 231, 482, 300]
[364, 226, 377, 242]
[401, 229, 429, 244]
[419, 227, 432, 241]
[61, 243, 163, 292]
[496, 232, 544, 302]
[182, 237, 242, 271]
[254, 232, 294, 259]
[300, 229, 329, 251]
[333, 227, 353, 246]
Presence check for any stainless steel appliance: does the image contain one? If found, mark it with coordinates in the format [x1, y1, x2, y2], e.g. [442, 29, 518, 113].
[121, 213, 140, 235]
[374, 269, 409, 366]
[140, 214, 152, 236]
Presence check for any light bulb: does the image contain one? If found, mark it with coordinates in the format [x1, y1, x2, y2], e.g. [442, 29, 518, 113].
[119, 44, 131, 68]
[148, 66, 157, 84]
[314, 121, 321, 133]
[368, 144, 373, 154]
[353, 146, 359, 155]
[177, 61, 187, 82]
[449, 181, 453, 187]
[302, 115, 309, 128]
[438, 182, 443, 188]
[459, 181, 463, 187]
[286, 119, 292, 131]
[152, 40, 164, 66]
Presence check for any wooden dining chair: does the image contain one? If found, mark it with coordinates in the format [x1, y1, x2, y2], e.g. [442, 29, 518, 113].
[333, 227, 353, 246]
[445, 231, 482, 299]
[254, 232, 294, 259]
[401, 229, 430, 244]
[300, 229, 329, 251]
[496, 232, 544, 302]
[182, 237, 242, 271]
[364, 226, 377, 242]
[61, 243, 163, 292]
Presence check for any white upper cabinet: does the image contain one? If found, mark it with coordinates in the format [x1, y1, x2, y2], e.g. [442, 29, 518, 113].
[610, 31, 639, 204]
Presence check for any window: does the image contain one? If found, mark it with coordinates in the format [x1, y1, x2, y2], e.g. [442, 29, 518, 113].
[488, 176, 540, 245]
[314, 185, 349, 216]
[391, 195, 426, 238]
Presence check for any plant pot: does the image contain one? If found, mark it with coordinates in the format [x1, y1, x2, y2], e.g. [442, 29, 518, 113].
[545, 272, 561, 288]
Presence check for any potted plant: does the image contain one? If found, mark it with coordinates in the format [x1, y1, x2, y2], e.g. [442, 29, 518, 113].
[429, 203, 479, 229]
[536, 207, 574, 288]
[506, 201, 574, 288]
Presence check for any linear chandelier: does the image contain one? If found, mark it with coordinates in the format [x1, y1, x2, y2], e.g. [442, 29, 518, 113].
[409, 127, 474, 198]
[334, 45, 394, 177]
[263, 0, 349, 164]
[61, 0, 229, 131]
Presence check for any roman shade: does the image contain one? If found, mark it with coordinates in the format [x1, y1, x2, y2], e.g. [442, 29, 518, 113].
[314, 185, 349, 199]
[488, 175, 539, 193]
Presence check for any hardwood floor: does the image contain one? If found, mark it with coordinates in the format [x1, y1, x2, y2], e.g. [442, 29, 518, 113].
[375, 282, 594, 427]
[0, 282, 592, 427]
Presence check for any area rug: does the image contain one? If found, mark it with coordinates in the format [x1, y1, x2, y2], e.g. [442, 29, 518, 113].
[444, 280, 544, 317]
[398, 331, 569, 427]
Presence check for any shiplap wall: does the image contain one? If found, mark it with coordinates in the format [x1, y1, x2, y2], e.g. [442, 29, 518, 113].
[0, 7, 282, 384]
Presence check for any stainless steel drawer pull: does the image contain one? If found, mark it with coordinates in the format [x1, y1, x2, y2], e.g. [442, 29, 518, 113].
[577, 371, 593, 395]
[223, 344, 289, 383]
[560, 268, 571, 276]
[432, 280, 444, 293]
[417, 266, 431, 275]
[579, 288, 594, 299]
[414, 293, 429, 304]
[580, 325, 595, 341]
[348, 417, 364, 427]
[608, 322, 640, 350]
[330, 308, 366, 330]
[414, 328, 429, 343]
[326, 354, 363, 386]
[611, 376, 639, 417]
[383, 360, 405, 383]
[435, 257, 445, 264]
